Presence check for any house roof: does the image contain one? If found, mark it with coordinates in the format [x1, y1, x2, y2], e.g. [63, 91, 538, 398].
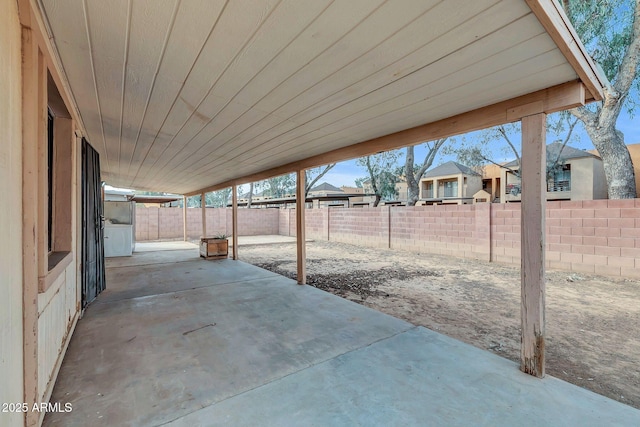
[423, 161, 480, 178]
[309, 182, 343, 193]
[39, 0, 605, 195]
[504, 142, 599, 167]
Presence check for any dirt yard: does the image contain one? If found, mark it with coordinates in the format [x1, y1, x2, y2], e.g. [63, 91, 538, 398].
[239, 240, 640, 410]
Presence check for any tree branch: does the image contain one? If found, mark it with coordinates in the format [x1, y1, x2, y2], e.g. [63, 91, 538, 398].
[305, 164, 336, 197]
[549, 117, 579, 172]
[611, 0, 640, 96]
[416, 138, 447, 179]
[498, 126, 521, 166]
[569, 105, 598, 124]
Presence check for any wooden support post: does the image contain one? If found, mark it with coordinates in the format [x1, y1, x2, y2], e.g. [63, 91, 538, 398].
[183, 195, 187, 241]
[201, 192, 206, 237]
[232, 185, 238, 260]
[520, 113, 547, 377]
[296, 170, 306, 285]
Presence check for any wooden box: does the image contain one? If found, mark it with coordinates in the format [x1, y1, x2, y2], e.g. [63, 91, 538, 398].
[200, 237, 229, 259]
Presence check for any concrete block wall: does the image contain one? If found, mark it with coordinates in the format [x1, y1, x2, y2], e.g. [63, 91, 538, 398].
[391, 205, 484, 260]
[490, 203, 521, 265]
[238, 208, 280, 236]
[329, 207, 390, 248]
[136, 202, 640, 278]
[206, 208, 227, 237]
[136, 207, 279, 241]
[545, 199, 640, 277]
[306, 209, 329, 240]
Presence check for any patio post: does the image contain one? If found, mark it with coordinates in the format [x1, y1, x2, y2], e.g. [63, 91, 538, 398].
[520, 113, 546, 377]
[183, 195, 187, 241]
[296, 170, 306, 285]
[201, 192, 206, 237]
[232, 185, 238, 260]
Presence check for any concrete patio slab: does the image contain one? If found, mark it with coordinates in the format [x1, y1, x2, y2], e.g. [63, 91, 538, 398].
[106, 247, 200, 269]
[44, 260, 411, 426]
[168, 327, 639, 427]
[45, 251, 640, 427]
[134, 241, 199, 252]
[101, 258, 279, 303]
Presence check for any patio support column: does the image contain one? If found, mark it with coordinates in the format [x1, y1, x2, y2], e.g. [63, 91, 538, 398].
[232, 185, 238, 260]
[201, 192, 206, 237]
[520, 113, 546, 377]
[183, 195, 187, 241]
[296, 170, 306, 285]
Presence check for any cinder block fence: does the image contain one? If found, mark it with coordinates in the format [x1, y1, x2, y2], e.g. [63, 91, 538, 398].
[136, 199, 640, 278]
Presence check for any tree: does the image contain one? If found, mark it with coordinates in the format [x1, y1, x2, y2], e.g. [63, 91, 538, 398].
[263, 174, 295, 198]
[205, 188, 232, 208]
[563, 0, 639, 198]
[246, 182, 255, 208]
[356, 150, 401, 207]
[449, 115, 580, 178]
[305, 164, 336, 197]
[404, 138, 448, 206]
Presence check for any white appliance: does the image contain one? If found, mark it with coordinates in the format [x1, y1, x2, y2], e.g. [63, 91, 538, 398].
[104, 224, 133, 257]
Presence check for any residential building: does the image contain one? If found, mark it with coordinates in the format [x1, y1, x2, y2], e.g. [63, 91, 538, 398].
[419, 161, 482, 205]
[501, 142, 607, 202]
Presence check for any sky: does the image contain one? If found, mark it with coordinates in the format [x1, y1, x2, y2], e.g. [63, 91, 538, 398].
[319, 109, 640, 188]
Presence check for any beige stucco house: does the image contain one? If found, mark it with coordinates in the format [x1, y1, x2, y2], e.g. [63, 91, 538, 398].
[419, 161, 482, 205]
[501, 142, 607, 202]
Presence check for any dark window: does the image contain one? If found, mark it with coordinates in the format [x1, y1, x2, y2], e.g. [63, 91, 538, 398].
[47, 109, 54, 252]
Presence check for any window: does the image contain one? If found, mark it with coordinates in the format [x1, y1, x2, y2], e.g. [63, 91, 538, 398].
[548, 164, 571, 192]
[442, 180, 458, 198]
[47, 109, 54, 252]
[46, 72, 73, 274]
[423, 181, 433, 198]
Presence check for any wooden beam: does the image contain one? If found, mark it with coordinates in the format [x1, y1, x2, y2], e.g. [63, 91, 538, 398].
[21, 26, 40, 427]
[182, 195, 187, 241]
[296, 170, 306, 285]
[185, 81, 587, 197]
[520, 113, 547, 378]
[201, 192, 206, 237]
[232, 185, 238, 260]
[525, 0, 605, 101]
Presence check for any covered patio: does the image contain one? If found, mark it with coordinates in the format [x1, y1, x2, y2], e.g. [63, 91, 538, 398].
[9, 0, 638, 425]
[44, 246, 637, 426]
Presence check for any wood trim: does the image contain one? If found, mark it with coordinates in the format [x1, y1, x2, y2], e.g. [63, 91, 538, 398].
[201, 192, 206, 237]
[37, 48, 47, 280]
[520, 113, 547, 378]
[232, 185, 238, 260]
[53, 117, 73, 252]
[182, 195, 187, 241]
[38, 251, 73, 293]
[185, 81, 587, 197]
[21, 25, 40, 427]
[525, 0, 605, 101]
[296, 170, 306, 285]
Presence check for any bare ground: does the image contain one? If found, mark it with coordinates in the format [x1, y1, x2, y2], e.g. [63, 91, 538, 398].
[239, 240, 640, 410]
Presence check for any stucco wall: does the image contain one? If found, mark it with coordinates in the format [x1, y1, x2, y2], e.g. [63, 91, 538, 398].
[571, 157, 607, 201]
[0, 1, 25, 425]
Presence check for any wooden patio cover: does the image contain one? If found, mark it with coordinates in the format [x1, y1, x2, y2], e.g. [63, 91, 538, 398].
[37, 0, 606, 378]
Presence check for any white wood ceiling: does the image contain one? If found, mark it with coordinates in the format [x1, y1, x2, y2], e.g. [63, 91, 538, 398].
[41, 0, 584, 194]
